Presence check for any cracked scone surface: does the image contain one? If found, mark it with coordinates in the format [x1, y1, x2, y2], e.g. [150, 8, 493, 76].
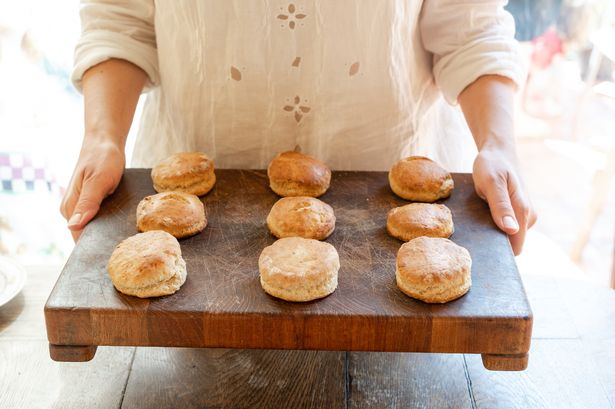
[259, 237, 340, 302]
[151, 152, 216, 196]
[267, 151, 331, 197]
[387, 203, 453, 242]
[388, 156, 453, 202]
[267, 196, 335, 240]
[107, 230, 187, 298]
[137, 191, 206, 239]
[396, 236, 471, 303]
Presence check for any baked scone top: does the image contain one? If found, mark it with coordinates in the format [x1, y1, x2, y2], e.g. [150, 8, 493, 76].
[151, 152, 214, 186]
[259, 237, 339, 286]
[388, 156, 453, 201]
[387, 203, 452, 230]
[396, 236, 471, 287]
[267, 196, 335, 239]
[267, 151, 331, 189]
[107, 230, 182, 289]
[137, 192, 205, 229]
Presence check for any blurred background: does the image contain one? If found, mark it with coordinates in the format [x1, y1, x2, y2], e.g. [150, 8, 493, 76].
[0, 0, 614, 287]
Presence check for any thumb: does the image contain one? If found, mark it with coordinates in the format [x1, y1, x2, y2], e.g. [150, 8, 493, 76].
[483, 177, 519, 235]
[66, 180, 108, 231]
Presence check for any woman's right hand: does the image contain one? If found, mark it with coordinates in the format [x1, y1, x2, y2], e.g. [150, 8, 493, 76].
[62, 58, 147, 241]
[60, 139, 125, 241]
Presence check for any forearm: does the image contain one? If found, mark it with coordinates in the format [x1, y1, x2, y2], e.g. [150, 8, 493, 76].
[458, 74, 517, 156]
[82, 58, 147, 149]
[456, 74, 536, 254]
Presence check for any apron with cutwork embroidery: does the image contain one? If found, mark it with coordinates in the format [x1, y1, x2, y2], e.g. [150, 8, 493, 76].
[73, 1, 522, 172]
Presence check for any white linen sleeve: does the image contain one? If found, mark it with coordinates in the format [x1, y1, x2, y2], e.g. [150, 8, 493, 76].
[71, 0, 158, 92]
[419, 0, 525, 104]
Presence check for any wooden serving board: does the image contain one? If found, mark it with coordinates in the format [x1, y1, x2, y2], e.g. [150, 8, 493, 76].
[45, 169, 532, 370]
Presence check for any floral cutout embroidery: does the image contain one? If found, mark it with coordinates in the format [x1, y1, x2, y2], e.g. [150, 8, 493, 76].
[349, 62, 360, 76]
[277, 4, 306, 30]
[283, 96, 311, 123]
[230, 66, 242, 81]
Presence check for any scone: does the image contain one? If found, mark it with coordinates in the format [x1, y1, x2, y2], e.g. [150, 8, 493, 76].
[388, 156, 453, 202]
[267, 197, 335, 240]
[259, 237, 340, 302]
[151, 152, 216, 196]
[267, 151, 331, 197]
[387, 203, 453, 242]
[107, 230, 187, 298]
[396, 237, 471, 303]
[136, 191, 206, 239]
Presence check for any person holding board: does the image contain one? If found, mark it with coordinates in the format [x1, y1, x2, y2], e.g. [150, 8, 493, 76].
[61, 1, 536, 253]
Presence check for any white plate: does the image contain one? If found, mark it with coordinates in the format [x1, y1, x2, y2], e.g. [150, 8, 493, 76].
[0, 257, 27, 307]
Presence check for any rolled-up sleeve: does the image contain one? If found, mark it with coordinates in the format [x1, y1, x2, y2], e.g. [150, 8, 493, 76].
[419, 0, 525, 104]
[71, 0, 158, 92]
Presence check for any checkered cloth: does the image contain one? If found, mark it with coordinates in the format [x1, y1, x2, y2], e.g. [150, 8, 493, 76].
[0, 152, 63, 195]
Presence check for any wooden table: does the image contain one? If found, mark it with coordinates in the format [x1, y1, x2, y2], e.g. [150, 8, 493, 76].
[3, 264, 615, 408]
[44, 170, 531, 370]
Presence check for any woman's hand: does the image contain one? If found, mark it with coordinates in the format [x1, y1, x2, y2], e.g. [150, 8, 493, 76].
[60, 140, 125, 241]
[62, 58, 147, 241]
[472, 148, 537, 255]
[458, 75, 537, 255]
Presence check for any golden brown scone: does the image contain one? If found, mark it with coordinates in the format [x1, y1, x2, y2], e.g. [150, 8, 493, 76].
[107, 230, 187, 298]
[136, 191, 206, 239]
[259, 237, 340, 302]
[267, 151, 331, 197]
[388, 156, 453, 202]
[387, 203, 453, 242]
[151, 152, 216, 196]
[396, 237, 471, 303]
[267, 197, 335, 240]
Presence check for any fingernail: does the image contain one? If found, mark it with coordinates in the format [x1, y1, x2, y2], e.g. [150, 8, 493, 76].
[68, 213, 82, 227]
[502, 215, 519, 231]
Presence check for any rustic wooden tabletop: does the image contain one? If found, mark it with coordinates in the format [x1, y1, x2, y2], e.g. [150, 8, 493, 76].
[2, 264, 615, 408]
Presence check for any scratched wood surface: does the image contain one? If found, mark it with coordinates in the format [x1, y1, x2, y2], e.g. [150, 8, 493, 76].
[122, 348, 345, 409]
[347, 352, 473, 409]
[6, 265, 615, 408]
[45, 169, 532, 363]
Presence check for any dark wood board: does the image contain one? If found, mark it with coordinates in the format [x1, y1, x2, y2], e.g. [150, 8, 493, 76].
[45, 169, 532, 369]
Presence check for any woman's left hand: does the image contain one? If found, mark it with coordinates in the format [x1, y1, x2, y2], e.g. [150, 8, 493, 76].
[472, 148, 537, 255]
[458, 75, 537, 255]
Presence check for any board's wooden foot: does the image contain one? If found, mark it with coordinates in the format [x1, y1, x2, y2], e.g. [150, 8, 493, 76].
[481, 353, 528, 371]
[49, 344, 97, 362]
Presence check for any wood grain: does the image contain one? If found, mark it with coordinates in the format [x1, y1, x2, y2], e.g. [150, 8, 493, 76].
[348, 352, 472, 409]
[556, 277, 615, 406]
[121, 348, 345, 409]
[5, 264, 615, 407]
[0, 341, 133, 409]
[45, 170, 532, 365]
[1, 265, 135, 409]
[1, 264, 62, 340]
[49, 344, 98, 362]
[466, 339, 612, 409]
[481, 353, 528, 371]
